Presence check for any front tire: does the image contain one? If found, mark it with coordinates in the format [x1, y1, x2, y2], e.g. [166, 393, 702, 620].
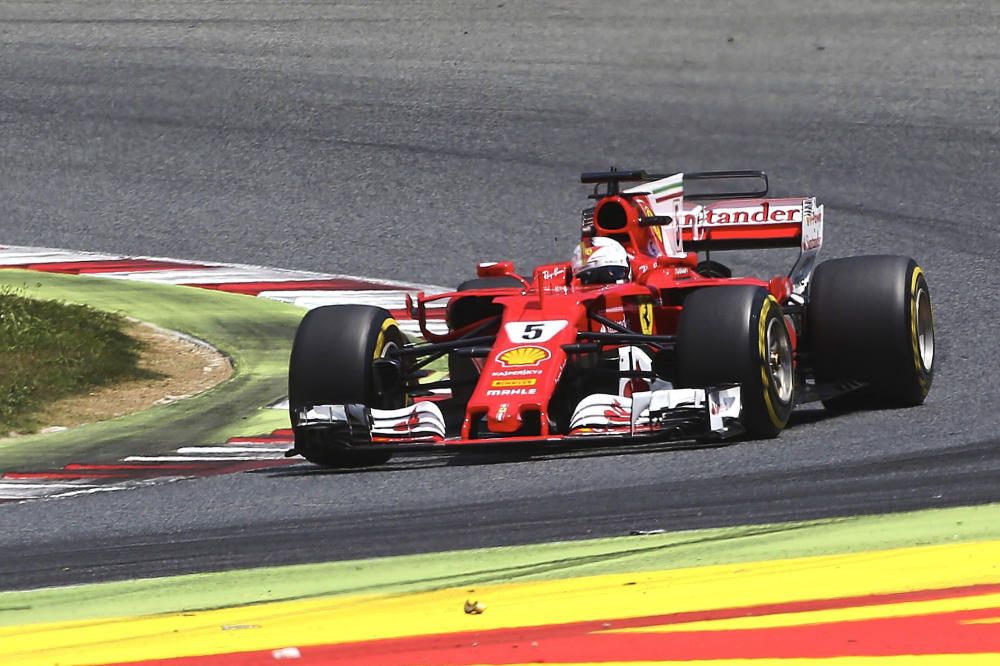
[676, 286, 795, 439]
[808, 255, 934, 410]
[288, 305, 408, 467]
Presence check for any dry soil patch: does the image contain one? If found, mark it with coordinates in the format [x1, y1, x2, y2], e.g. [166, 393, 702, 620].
[27, 321, 232, 434]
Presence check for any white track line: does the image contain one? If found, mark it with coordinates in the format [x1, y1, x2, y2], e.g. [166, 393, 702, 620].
[0, 481, 101, 500]
[176, 446, 289, 454]
[255, 289, 450, 336]
[50, 485, 130, 498]
[0, 244, 446, 292]
[123, 455, 287, 462]
[2, 478, 191, 502]
[259, 289, 416, 309]
[400, 321, 450, 336]
[97, 267, 333, 284]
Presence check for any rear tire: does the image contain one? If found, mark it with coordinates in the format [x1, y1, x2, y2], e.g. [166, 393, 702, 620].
[808, 255, 934, 410]
[288, 305, 408, 467]
[676, 286, 795, 439]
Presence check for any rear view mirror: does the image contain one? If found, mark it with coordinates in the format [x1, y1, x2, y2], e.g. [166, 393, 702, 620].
[477, 261, 516, 278]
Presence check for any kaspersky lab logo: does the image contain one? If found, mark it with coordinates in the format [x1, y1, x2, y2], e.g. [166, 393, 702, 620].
[496, 346, 550, 367]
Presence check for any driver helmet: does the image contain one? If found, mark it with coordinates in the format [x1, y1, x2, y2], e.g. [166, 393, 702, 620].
[572, 237, 631, 284]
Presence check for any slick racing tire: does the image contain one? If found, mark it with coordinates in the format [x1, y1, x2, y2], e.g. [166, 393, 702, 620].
[808, 255, 934, 410]
[288, 304, 409, 467]
[676, 286, 795, 439]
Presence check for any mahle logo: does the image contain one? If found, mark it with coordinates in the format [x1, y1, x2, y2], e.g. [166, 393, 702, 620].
[496, 346, 550, 367]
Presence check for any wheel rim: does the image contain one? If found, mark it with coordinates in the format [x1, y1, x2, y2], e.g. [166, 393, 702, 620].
[766, 317, 794, 404]
[915, 286, 935, 370]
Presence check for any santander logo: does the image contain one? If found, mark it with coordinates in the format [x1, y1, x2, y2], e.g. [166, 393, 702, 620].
[679, 201, 800, 227]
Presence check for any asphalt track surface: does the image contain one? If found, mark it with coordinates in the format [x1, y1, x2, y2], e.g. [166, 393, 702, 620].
[1, 2, 999, 590]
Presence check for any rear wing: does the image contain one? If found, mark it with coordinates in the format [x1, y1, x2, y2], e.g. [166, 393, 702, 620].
[676, 196, 823, 252]
[606, 169, 824, 297]
[617, 170, 822, 252]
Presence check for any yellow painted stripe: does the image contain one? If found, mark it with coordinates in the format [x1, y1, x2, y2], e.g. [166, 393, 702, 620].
[2, 539, 999, 665]
[608, 592, 1000, 633]
[967, 617, 1000, 625]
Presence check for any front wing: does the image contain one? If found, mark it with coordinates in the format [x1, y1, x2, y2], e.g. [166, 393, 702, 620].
[292, 385, 743, 453]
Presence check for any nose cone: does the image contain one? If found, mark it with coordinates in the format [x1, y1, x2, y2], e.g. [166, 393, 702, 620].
[487, 403, 523, 433]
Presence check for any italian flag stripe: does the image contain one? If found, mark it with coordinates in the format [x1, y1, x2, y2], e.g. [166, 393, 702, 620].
[655, 190, 684, 202]
[650, 183, 681, 195]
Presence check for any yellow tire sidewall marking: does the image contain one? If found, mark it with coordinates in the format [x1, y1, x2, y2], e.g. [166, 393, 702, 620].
[758, 295, 784, 428]
[373, 316, 399, 359]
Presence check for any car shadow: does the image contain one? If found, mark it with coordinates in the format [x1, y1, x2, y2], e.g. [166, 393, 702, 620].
[253, 437, 738, 477]
[787, 406, 835, 427]
[254, 407, 837, 477]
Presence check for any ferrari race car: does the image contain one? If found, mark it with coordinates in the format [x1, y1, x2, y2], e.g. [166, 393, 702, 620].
[287, 169, 935, 467]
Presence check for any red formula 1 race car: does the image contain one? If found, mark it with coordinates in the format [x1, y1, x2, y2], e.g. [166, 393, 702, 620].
[287, 169, 935, 467]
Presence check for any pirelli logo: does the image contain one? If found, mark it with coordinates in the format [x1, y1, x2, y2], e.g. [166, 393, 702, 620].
[491, 378, 537, 388]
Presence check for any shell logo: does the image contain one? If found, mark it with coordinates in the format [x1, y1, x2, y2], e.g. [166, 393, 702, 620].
[497, 346, 551, 367]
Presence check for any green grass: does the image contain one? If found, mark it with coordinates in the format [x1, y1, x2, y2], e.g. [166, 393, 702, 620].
[0, 269, 304, 469]
[0, 287, 153, 434]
